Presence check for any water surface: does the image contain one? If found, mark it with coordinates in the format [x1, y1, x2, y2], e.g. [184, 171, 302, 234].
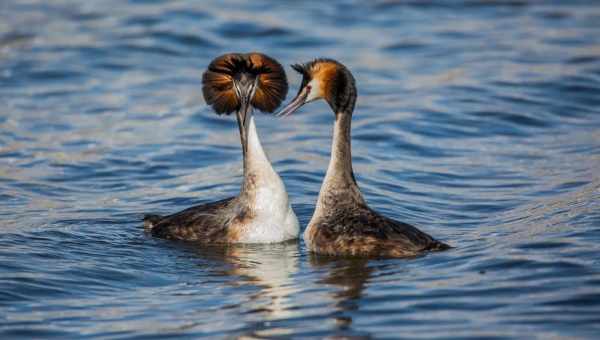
[1, 0, 600, 338]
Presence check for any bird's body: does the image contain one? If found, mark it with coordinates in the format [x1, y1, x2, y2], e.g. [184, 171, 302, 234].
[305, 200, 449, 258]
[278, 58, 449, 257]
[144, 53, 298, 244]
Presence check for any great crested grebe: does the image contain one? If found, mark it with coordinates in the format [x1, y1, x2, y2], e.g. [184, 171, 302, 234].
[277, 58, 450, 257]
[144, 53, 299, 243]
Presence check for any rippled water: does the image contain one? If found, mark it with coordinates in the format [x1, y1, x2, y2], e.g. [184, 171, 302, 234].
[2, 0, 600, 338]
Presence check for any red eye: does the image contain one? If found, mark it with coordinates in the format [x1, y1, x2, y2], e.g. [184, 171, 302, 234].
[306, 85, 312, 92]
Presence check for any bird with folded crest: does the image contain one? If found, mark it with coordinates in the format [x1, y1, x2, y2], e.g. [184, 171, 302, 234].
[277, 58, 450, 257]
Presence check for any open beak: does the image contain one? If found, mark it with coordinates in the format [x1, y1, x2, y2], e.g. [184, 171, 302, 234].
[276, 86, 310, 117]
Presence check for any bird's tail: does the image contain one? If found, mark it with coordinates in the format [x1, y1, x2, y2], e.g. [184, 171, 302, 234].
[426, 240, 452, 252]
[143, 214, 162, 231]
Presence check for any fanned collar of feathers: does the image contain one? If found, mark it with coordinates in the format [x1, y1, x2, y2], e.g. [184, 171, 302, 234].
[202, 53, 288, 115]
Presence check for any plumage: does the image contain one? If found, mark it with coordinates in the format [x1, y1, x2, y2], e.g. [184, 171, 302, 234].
[145, 197, 237, 242]
[202, 53, 288, 115]
[306, 203, 449, 258]
[278, 58, 450, 257]
[144, 53, 299, 244]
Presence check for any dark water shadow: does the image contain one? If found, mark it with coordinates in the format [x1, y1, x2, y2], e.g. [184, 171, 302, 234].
[309, 254, 375, 338]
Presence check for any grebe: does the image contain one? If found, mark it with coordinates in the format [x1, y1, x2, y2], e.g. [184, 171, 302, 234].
[144, 53, 299, 243]
[277, 58, 449, 257]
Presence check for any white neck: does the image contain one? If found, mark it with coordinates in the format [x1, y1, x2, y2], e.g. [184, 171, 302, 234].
[242, 116, 288, 212]
[238, 115, 299, 243]
[244, 116, 278, 183]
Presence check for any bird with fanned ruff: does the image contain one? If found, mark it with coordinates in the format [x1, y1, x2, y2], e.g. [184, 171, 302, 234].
[144, 53, 299, 244]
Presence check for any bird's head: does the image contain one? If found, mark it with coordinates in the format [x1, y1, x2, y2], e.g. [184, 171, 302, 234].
[202, 52, 288, 115]
[202, 53, 288, 152]
[277, 58, 356, 118]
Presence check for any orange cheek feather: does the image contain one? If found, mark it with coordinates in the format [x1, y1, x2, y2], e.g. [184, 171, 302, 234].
[312, 62, 338, 102]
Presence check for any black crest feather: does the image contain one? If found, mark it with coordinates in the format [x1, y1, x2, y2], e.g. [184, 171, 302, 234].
[291, 63, 308, 76]
[290, 58, 341, 89]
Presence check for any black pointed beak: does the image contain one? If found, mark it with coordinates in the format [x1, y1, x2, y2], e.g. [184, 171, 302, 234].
[276, 86, 310, 117]
[235, 76, 257, 155]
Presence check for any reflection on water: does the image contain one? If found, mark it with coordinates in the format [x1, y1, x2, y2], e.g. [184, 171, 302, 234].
[310, 256, 373, 336]
[178, 242, 301, 338]
[1, 0, 600, 338]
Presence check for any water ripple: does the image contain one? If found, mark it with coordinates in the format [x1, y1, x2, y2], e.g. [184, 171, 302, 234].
[1, 0, 600, 338]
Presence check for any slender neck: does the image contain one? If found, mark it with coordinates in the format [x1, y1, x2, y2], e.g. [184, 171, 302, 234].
[240, 115, 279, 198]
[328, 112, 355, 185]
[323, 65, 359, 190]
[316, 110, 365, 210]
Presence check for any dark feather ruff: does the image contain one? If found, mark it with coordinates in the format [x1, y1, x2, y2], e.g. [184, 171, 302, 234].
[202, 53, 288, 115]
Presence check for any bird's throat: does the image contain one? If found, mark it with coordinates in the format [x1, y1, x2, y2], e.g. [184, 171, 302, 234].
[316, 112, 365, 212]
[241, 116, 280, 199]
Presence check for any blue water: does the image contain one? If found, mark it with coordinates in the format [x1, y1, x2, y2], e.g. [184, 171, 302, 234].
[1, 0, 600, 338]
